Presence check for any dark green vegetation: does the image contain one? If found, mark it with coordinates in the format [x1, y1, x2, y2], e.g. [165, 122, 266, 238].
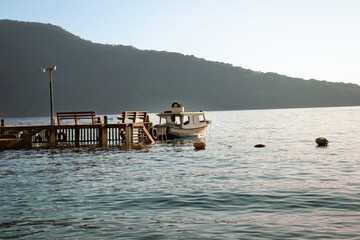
[1, 20, 360, 117]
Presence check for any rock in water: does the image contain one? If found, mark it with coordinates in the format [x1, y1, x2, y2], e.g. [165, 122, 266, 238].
[254, 144, 265, 148]
[315, 137, 329, 146]
[194, 141, 206, 150]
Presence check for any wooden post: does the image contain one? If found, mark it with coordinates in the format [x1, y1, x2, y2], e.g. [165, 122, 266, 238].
[75, 127, 80, 148]
[0, 119, 4, 135]
[133, 112, 137, 123]
[49, 129, 56, 149]
[23, 133, 32, 149]
[99, 125, 108, 148]
[122, 112, 126, 123]
[125, 124, 133, 149]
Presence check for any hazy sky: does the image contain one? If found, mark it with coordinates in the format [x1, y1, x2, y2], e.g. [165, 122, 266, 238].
[1, 0, 360, 84]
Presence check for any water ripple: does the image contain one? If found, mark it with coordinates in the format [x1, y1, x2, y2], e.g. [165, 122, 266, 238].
[1, 108, 360, 239]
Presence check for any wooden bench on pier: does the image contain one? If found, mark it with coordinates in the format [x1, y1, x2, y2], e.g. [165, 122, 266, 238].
[57, 111, 97, 125]
[117, 111, 149, 123]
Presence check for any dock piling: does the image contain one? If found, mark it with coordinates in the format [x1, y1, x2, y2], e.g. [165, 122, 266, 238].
[74, 127, 80, 148]
[125, 125, 133, 149]
[49, 129, 56, 149]
[99, 126, 108, 148]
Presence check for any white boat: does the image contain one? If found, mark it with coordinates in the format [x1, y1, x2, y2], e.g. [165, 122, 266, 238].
[154, 103, 211, 139]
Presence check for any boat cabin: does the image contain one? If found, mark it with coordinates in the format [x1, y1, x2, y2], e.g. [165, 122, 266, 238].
[157, 103, 208, 129]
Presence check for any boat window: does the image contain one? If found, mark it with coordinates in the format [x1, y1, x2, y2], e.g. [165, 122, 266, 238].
[199, 114, 205, 122]
[194, 114, 205, 124]
[184, 116, 190, 125]
[194, 115, 199, 124]
[175, 116, 181, 125]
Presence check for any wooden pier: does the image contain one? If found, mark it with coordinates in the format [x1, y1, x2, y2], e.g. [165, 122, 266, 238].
[0, 111, 155, 150]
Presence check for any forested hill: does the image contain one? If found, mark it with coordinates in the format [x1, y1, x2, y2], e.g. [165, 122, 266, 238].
[1, 20, 360, 117]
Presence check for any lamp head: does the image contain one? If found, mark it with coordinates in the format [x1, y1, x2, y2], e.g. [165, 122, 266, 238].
[45, 66, 57, 71]
[42, 66, 57, 72]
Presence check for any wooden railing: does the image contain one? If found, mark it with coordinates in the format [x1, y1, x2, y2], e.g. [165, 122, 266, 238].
[118, 111, 149, 123]
[0, 121, 155, 150]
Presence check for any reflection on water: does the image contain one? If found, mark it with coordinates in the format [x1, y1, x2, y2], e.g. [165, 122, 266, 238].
[1, 107, 360, 239]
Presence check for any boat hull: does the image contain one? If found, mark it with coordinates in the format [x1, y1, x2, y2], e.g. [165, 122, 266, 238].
[162, 125, 209, 138]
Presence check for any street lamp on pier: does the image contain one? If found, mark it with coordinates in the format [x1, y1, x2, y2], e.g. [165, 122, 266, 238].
[41, 66, 57, 128]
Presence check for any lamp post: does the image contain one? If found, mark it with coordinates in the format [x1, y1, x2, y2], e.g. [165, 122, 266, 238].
[41, 66, 57, 128]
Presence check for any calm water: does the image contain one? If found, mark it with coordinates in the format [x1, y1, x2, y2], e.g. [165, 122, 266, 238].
[1, 107, 360, 239]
